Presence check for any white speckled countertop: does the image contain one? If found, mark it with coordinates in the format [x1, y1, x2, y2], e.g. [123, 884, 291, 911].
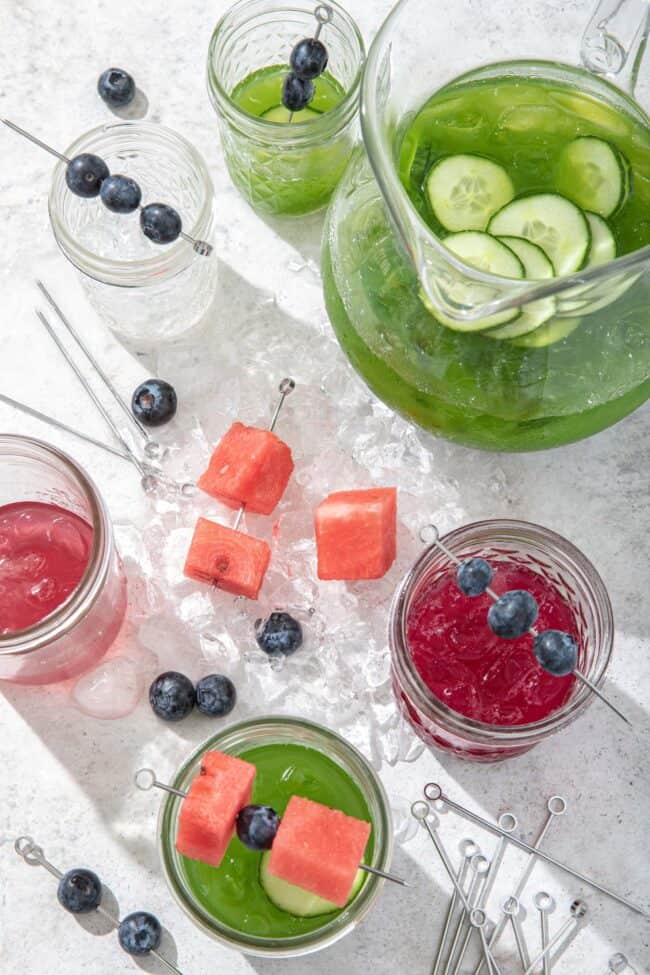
[0, 1, 649, 973]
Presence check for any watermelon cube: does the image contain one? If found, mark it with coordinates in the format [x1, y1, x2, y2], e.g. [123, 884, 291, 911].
[176, 750, 256, 868]
[184, 518, 271, 600]
[314, 488, 397, 580]
[198, 422, 294, 515]
[267, 795, 371, 907]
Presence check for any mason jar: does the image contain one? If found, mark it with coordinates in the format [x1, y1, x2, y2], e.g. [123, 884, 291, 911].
[0, 436, 127, 685]
[389, 520, 614, 762]
[48, 121, 218, 347]
[158, 716, 393, 956]
[207, 0, 365, 216]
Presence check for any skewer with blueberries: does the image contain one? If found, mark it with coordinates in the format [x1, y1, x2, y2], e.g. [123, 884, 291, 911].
[281, 4, 333, 119]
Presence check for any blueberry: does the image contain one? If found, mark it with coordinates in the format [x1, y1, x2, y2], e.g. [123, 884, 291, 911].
[118, 911, 162, 956]
[533, 630, 578, 677]
[132, 379, 177, 427]
[236, 804, 281, 851]
[255, 612, 303, 657]
[281, 72, 314, 112]
[97, 68, 136, 107]
[57, 868, 102, 914]
[487, 590, 538, 639]
[149, 671, 195, 721]
[290, 38, 329, 80]
[100, 174, 142, 214]
[456, 557, 493, 597]
[140, 202, 182, 244]
[65, 153, 110, 198]
[195, 674, 236, 717]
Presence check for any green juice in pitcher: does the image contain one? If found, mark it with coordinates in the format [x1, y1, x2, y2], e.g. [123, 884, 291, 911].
[323, 62, 650, 450]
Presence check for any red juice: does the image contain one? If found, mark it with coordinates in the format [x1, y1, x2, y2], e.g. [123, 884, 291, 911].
[0, 501, 93, 635]
[406, 564, 576, 725]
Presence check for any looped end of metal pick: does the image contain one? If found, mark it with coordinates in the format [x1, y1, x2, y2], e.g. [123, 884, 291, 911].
[134, 768, 157, 791]
[315, 3, 334, 25]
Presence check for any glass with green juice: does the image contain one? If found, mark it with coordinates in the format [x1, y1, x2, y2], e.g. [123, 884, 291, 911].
[323, 0, 650, 451]
[207, 0, 365, 216]
[158, 716, 393, 957]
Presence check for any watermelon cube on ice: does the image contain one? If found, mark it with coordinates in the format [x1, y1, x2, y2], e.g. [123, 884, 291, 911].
[198, 422, 294, 515]
[314, 488, 397, 580]
[267, 795, 372, 907]
[176, 750, 256, 868]
[184, 518, 271, 600]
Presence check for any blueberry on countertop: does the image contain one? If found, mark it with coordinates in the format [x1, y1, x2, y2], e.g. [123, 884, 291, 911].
[236, 805, 281, 851]
[255, 612, 303, 657]
[118, 911, 162, 956]
[487, 590, 538, 639]
[195, 674, 237, 717]
[456, 557, 493, 597]
[132, 379, 177, 427]
[100, 174, 142, 213]
[533, 630, 578, 676]
[57, 868, 103, 914]
[149, 671, 195, 721]
[65, 153, 110, 198]
[290, 38, 328, 79]
[98, 68, 136, 107]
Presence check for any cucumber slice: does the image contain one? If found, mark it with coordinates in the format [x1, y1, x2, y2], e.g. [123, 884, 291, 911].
[422, 231, 524, 331]
[261, 105, 320, 123]
[584, 212, 617, 267]
[511, 316, 582, 348]
[259, 852, 365, 917]
[555, 136, 629, 218]
[485, 236, 555, 339]
[426, 154, 515, 232]
[488, 194, 591, 275]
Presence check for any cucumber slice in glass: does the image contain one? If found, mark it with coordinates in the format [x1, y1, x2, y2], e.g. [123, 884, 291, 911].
[485, 236, 556, 339]
[511, 316, 582, 348]
[261, 105, 321, 123]
[488, 194, 591, 275]
[259, 851, 365, 917]
[421, 231, 524, 331]
[584, 212, 617, 266]
[555, 136, 630, 217]
[426, 154, 515, 232]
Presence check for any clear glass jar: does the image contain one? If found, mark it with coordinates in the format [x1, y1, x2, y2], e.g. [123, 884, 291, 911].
[207, 0, 365, 216]
[49, 121, 218, 347]
[158, 716, 393, 957]
[0, 436, 127, 685]
[389, 520, 614, 763]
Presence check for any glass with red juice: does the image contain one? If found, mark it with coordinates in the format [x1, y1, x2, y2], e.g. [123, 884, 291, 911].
[389, 520, 613, 762]
[0, 436, 126, 684]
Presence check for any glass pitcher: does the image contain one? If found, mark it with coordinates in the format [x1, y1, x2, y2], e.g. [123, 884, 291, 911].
[323, 0, 650, 450]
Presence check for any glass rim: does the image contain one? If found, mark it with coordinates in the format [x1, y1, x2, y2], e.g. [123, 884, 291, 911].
[0, 434, 112, 657]
[48, 120, 215, 286]
[206, 0, 365, 147]
[360, 19, 650, 316]
[157, 715, 393, 957]
[389, 518, 614, 744]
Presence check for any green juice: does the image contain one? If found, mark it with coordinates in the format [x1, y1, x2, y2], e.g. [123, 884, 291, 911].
[323, 63, 650, 450]
[179, 742, 373, 937]
[223, 65, 352, 215]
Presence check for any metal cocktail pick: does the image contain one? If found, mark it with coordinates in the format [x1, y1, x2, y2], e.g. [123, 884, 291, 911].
[423, 783, 649, 918]
[410, 801, 501, 975]
[421, 524, 631, 727]
[474, 795, 567, 975]
[286, 4, 334, 122]
[134, 769, 409, 888]
[523, 898, 588, 975]
[1, 118, 212, 256]
[534, 892, 556, 975]
[432, 839, 480, 975]
[14, 836, 186, 975]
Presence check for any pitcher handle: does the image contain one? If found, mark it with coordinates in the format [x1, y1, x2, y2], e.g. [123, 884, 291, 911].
[581, 0, 650, 95]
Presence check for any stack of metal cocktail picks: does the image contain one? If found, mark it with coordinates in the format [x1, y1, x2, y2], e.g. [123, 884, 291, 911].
[1, 279, 195, 496]
[411, 783, 645, 974]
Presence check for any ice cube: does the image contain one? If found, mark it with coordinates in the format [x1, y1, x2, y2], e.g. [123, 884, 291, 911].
[71, 656, 143, 719]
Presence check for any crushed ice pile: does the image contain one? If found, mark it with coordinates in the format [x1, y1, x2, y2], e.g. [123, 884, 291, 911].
[68, 255, 497, 769]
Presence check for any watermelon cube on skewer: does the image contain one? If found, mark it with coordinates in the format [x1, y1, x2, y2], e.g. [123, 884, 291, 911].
[198, 422, 294, 515]
[314, 487, 397, 581]
[176, 751, 257, 868]
[267, 795, 372, 907]
[184, 518, 271, 600]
